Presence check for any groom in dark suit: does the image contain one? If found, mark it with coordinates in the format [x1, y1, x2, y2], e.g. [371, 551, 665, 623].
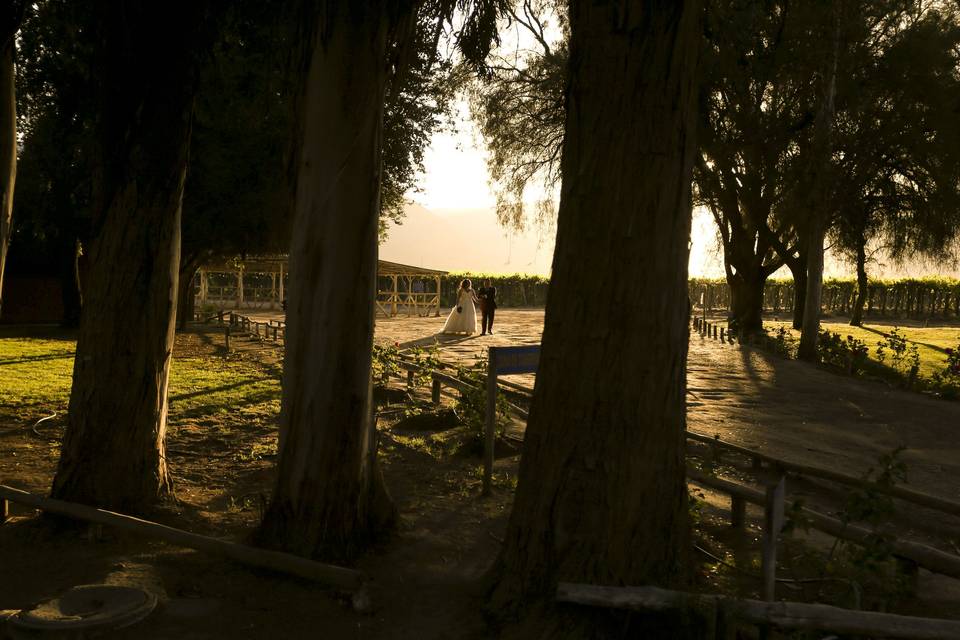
[478, 279, 497, 335]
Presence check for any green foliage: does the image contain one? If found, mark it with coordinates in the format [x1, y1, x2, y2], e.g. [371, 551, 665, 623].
[405, 345, 442, 387]
[930, 340, 960, 399]
[371, 344, 402, 383]
[817, 330, 869, 375]
[452, 356, 510, 452]
[832, 447, 909, 595]
[875, 327, 920, 383]
[468, 0, 566, 231]
[770, 326, 796, 358]
[441, 272, 549, 307]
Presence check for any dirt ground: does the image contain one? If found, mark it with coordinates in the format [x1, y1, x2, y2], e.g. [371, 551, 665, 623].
[1, 309, 960, 637]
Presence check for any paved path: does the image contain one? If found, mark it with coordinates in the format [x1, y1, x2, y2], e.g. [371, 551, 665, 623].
[246, 308, 960, 504]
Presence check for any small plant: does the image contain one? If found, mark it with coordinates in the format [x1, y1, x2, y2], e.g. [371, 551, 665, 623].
[688, 487, 706, 526]
[406, 344, 442, 387]
[454, 356, 511, 453]
[372, 344, 402, 382]
[931, 341, 960, 399]
[817, 330, 869, 374]
[823, 446, 910, 606]
[876, 328, 921, 386]
[771, 326, 796, 357]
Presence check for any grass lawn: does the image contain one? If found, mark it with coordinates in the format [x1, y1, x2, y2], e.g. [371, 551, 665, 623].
[0, 329, 281, 426]
[767, 319, 960, 379]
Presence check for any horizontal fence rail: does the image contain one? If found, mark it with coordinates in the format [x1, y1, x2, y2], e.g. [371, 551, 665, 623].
[557, 583, 960, 639]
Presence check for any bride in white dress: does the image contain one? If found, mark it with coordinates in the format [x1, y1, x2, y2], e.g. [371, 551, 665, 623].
[442, 279, 478, 334]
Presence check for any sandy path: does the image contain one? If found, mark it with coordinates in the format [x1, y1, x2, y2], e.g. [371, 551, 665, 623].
[245, 308, 960, 504]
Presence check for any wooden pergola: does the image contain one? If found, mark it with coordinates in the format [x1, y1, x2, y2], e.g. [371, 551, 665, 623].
[376, 260, 447, 318]
[195, 255, 446, 317]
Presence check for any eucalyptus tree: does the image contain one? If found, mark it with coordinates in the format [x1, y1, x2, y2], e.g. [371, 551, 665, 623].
[488, 1, 701, 633]
[255, 0, 507, 561]
[469, 0, 566, 230]
[51, 2, 219, 510]
[830, 3, 960, 326]
[0, 1, 28, 317]
[13, 0, 95, 327]
[177, 0, 456, 326]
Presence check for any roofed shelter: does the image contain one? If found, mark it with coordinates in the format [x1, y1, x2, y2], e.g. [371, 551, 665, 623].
[195, 255, 447, 317]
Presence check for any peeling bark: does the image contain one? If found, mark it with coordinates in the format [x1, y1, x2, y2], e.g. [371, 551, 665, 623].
[489, 1, 701, 635]
[51, 4, 206, 511]
[255, 4, 400, 562]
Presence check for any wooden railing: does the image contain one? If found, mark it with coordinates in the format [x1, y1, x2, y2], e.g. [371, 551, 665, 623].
[192, 310, 286, 351]
[557, 583, 960, 639]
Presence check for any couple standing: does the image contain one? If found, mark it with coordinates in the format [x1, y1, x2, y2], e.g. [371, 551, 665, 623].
[441, 278, 497, 335]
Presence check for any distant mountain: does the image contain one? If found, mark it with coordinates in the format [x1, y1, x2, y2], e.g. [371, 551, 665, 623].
[379, 204, 555, 275]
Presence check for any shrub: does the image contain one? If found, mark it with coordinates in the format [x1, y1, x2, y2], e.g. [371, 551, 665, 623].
[930, 341, 960, 399]
[818, 330, 869, 374]
[453, 357, 511, 453]
[875, 327, 920, 385]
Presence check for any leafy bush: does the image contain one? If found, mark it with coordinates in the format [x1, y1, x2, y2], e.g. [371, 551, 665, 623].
[372, 344, 402, 383]
[818, 330, 869, 374]
[875, 327, 920, 385]
[452, 357, 511, 454]
[771, 326, 796, 358]
[930, 341, 960, 399]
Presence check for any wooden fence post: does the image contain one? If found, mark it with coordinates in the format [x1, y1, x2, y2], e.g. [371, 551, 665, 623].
[762, 476, 786, 602]
[225, 326, 231, 352]
[731, 495, 745, 530]
[431, 375, 441, 406]
[406, 369, 415, 388]
[483, 349, 498, 496]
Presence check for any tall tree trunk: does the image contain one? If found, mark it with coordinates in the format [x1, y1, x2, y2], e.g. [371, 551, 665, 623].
[792, 270, 806, 329]
[797, 220, 826, 360]
[255, 4, 399, 562]
[797, 2, 840, 362]
[51, 4, 206, 511]
[489, 1, 700, 635]
[850, 232, 868, 326]
[728, 269, 766, 333]
[0, 33, 16, 318]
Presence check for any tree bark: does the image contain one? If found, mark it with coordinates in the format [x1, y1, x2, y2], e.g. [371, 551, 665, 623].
[792, 270, 807, 329]
[798, 220, 826, 360]
[728, 269, 766, 333]
[797, 2, 840, 362]
[0, 34, 16, 318]
[51, 4, 206, 511]
[255, 4, 399, 562]
[488, 1, 701, 635]
[850, 232, 868, 326]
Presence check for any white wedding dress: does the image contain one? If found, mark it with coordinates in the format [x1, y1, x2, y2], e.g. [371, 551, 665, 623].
[442, 288, 478, 334]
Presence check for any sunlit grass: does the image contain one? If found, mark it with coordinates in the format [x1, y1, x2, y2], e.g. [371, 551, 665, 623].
[0, 334, 281, 422]
[0, 336, 75, 410]
[769, 321, 960, 378]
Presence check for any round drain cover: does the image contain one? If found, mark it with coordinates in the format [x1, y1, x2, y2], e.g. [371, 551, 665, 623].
[9, 585, 157, 633]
